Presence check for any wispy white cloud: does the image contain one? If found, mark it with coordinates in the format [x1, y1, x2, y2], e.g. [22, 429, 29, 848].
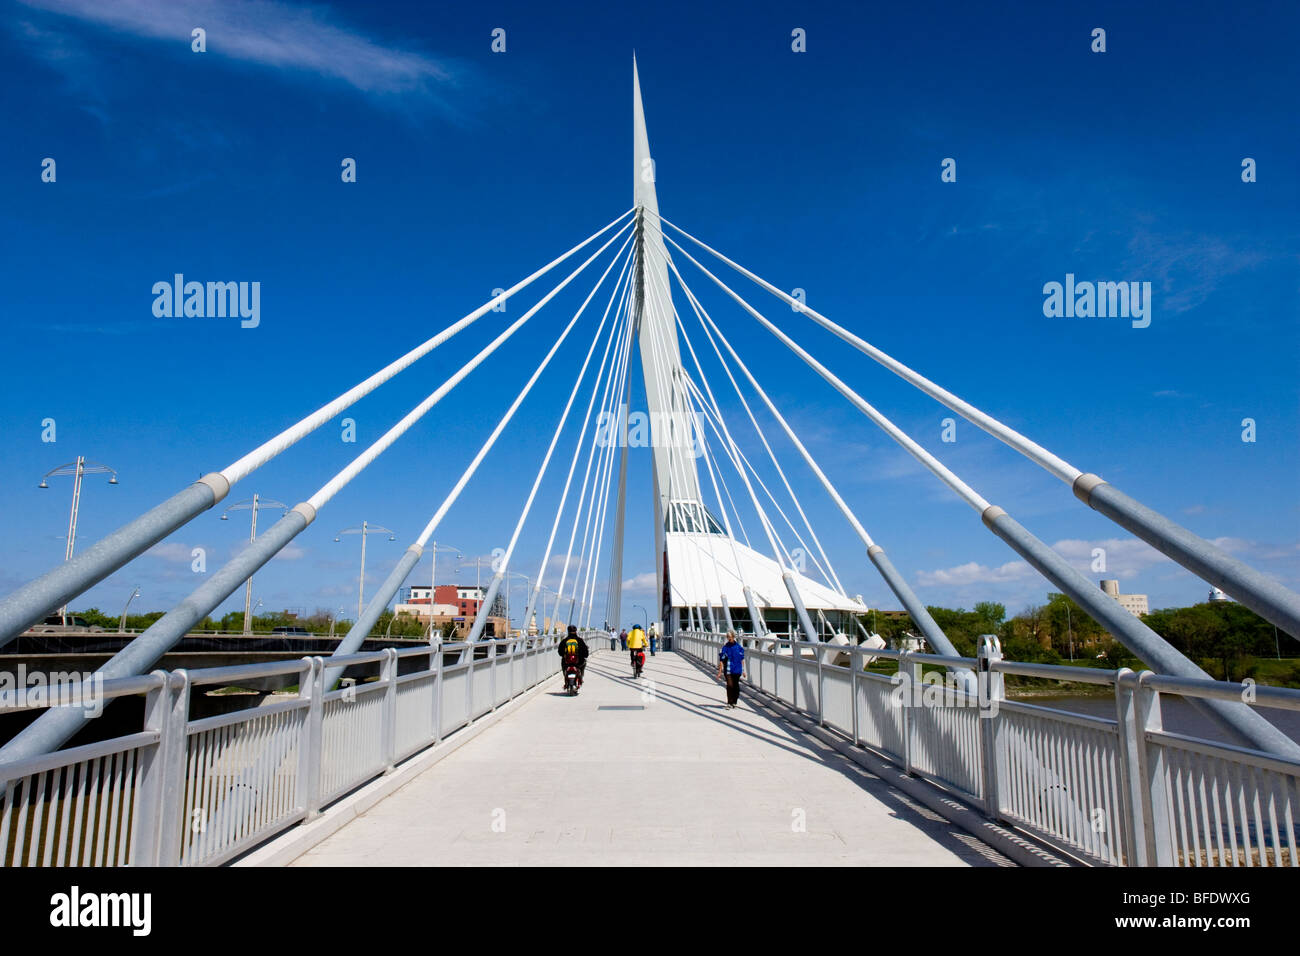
[912, 534, 1300, 612]
[621, 571, 657, 593]
[146, 541, 196, 563]
[17, 0, 462, 100]
[1124, 228, 1271, 315]
[916, 559, 1035, 589]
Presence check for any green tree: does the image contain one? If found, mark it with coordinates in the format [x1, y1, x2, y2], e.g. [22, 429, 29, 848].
[1042, 593, 1104, 658]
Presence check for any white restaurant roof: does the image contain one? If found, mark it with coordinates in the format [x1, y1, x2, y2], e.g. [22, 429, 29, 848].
[665, 533, 866, 613]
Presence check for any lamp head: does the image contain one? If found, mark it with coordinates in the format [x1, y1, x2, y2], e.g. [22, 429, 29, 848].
[221, 514, 229, 520]
[108, 476, 118, 485]
[38, 480, 49, 489]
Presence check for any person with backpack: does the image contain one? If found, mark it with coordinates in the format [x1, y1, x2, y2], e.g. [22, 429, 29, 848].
[557, 625, 589, 687]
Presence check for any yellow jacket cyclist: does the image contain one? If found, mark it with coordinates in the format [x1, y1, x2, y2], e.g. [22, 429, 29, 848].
[627, 626, 648, 671]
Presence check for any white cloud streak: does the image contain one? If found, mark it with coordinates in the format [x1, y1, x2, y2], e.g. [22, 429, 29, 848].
[18, 0, 458, 96]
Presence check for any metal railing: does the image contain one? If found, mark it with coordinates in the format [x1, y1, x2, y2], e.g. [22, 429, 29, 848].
[0, 634, 604, 866]
[678, 630, 1300, 867]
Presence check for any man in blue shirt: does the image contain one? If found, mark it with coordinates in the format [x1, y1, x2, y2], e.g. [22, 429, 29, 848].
[716, 631, 745, 709]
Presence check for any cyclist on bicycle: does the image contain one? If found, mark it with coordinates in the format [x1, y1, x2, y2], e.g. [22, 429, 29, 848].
[627, 624, 648, 675]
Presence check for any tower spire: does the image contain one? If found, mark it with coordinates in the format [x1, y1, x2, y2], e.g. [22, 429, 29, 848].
[629, 55, 703, 626]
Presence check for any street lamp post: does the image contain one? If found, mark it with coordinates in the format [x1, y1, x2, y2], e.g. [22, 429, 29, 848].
[40, 457, 118, 623]
[536, 584, 558, 634]
[221, 494, 288, 636]
[119, 586, 140, 634]
[334, 522, 397, 621]
[427, 542, 462, 634]
[632, 603, 649, 631]
[460, 556, 496, 634]
[505, 571, 530, 636]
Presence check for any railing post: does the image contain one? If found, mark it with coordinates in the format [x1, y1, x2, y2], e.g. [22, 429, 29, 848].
[815, 639, 825, 726]
[382, 649, 398, 772]
[850, 646, 860, 746]
[298, 657, 324, 820]
[790, 635, 800, 711]
[899, 651, 917, 777]
[489, 640, 498, 711]
[155, 670, 191, 867]
[977, 636, 1005, 820]
[466, 642, 475, 725]
[432, 639, 444, 744]
[129, 670, 172, 866]
[1113, 668, 1140, 864]
[1133, 671, 1175, 865]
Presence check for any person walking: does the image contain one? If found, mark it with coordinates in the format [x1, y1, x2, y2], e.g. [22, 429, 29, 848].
[648, 623, 658, 656]
[619, 628, 628, 651]
[716, 631, 745, 709]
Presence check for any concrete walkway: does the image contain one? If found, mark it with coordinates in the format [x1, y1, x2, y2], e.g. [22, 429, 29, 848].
[291, 649, 1011, 866]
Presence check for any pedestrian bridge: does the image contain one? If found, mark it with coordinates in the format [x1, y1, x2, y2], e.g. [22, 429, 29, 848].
[3, 58, 1300, 871]
[3, 632, 1298, 868]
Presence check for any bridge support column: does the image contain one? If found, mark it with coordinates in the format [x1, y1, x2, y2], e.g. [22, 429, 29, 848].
[867, 544, 975, 694]
[982, 504, 1300, 758]
[326, 544, 423, 689]
[469, 572, 506, 644]
[0, 473, 230, 648]
[0, 502, 316, 763]
[782, 571, 819, 645]
[1076, 474, 1300, 639]
[742, 586, 766, 639]
[719, 593, 736, 634]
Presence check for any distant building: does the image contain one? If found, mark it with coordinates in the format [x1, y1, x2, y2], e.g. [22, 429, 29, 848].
[393, 583, 507, 639]
[1100, 579, 1148, 617]
[1208, 587, 1230, 603]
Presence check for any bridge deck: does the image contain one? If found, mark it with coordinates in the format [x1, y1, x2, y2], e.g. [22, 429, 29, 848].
[291, 649, 1011, 866]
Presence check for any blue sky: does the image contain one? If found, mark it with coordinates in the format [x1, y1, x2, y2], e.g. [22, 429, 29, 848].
[1, 0, 1297, 628]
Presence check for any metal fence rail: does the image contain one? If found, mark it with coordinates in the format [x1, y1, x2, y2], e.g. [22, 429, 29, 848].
[0, 633, 601, 866]
[677, 630, 1300, 867]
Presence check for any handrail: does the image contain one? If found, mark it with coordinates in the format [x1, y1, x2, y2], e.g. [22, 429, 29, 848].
[677, 627, 1300, 867]
[0, 633, 587, 867]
